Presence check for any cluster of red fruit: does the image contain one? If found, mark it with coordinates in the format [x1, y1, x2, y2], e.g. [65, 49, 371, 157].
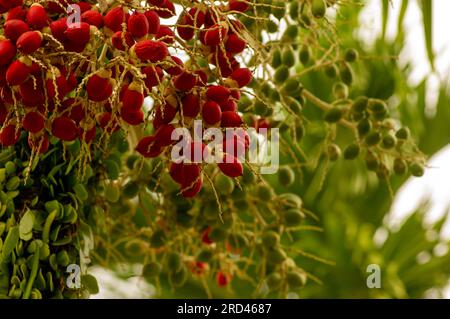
[0, 0, 253, 197]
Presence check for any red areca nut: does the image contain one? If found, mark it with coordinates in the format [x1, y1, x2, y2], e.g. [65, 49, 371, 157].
[204, 22, 228, 46]
[46, 69, 70, 100]
[122, 81, 144, 111]
[49, 18, 67, 42]
[128, 13, 149, 38]
[206, 85, 231, 104]
[104, 6, 126, 33]
[165, 56, 184, 76]
[26, 3, 48, 30]
[144, 10, 160, 35]
[155, 124, 176, 147]
[142, 65, 164, 88]
[228, 0, 250, 12]
[218, 154, 244, 177]
[6, 6, 27, 21]
[6, 57, 31, 86]
[155, 25, 175, 44]
[176, 12, 195, 41]
[22, 111, 45, 133]
[202, 100, 222, 125]
[133, 39, 169, 62]
[81, 10, 104, 28]
[51, 116, 78, 141]
[65, 22, 91, 46]
[181, 93, 200, 118]
[225, 33, 246, 54]
[16, 30, 42, 54]
[221, 111, 243, 128]
[216, 271, 231, 287]
[121, 107, 144, 125]
[0, 124, 20, 146]
[173, 71, 197, 92]
[0, 39, 17, 65]
[4, 19, 29, 41]
[220, 99, 238, 112]
[136, 135, 163, 158]
[111, 31, 134, 51]
[229, 67, 253, 88]
[155, 0, 176, 19]
[87, 69, 113, 102]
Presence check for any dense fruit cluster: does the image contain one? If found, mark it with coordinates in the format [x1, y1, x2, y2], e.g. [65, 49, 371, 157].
[0, 0, 426, 299]
[0, 0, 256, 198]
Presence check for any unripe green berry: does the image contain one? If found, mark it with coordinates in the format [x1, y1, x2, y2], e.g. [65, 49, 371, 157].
[324, 64, 338, 78]
[266, 272, 283, 291]
[352, 97, 368, 113]
[344, 143, 360, 160]
[324, 107, 343, 123]
[284, 208, 304, 227]
[393, 158, 407, 176]
[271, 49, 282, 68]
[257, 184, 275, 199]
[166, 252, 183, 273]
[274, 66, 290, 84]
[262, 230, 280, 248]
[123, 181, 139, 198]
[311, 0, 327, 18]
[143, 262, 161, 279]
[284, 25, 299, 40]
[266, 247, 287, 264]
[278, 166, 295, 186]
[396, 127, 410, 140]
[327, 144, 341, 161]
[357, 118, 372, 136]
[340, 62, 353, 86]
[344, 48, 359, 62]
[333, 82, 348, 99]
[286, 270, 307, 288]
[365, 131, 381, 146]
[299, 45, 311, 65]
[282, 48, 296, 68]
[409, 162, 425, 177]
[215, 174, 235, 195]
[382, 133, 397, 149]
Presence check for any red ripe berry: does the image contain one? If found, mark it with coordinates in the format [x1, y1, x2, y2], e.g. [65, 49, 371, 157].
[254, 118, 271, 130]
[134, 40, 169, 62]
[22, 111, 45, 133]
[16, 31, 42, 54]
[155, 25, 175, 44]
[104, 6, 126, 32]
[195, 70, 208, 86]
[50, 18, 68, 42]
[191, 261, 207, 275]
[28, 133, 49, 154]
[185, 141, 209, 163]
[128, 13, 149, 38]
[19, 78, 44, 104]
[46, 73, 69, 100]
[0, 39, 17, 65]
[169, 162, 184, 184]
[6, 59, 30, 86]
[136, 135, 163, 158]
[79, 124, 96, 143]
[142, 65, 163, 88]
[87, 71, 113, 102]
[111, 31, 134, 51]
[173, 71, 197, 92]
[218, 154, 243, 177]
[188, 7, 206, 27]
[47, 0, 70, 14]
[52, 116, 78, 141]
[77, 2, 93, 13]
[202, 100, 222, 125]
[230, 89, 241, 100]
[155, 124, 176, 147]
[215, 51, 239, 77]
[81, 10, 104, 28]
[155, 0, 176, 19]
[225, 33, 246, 54]
[204, 23, 228, 46]
[201, 227, 213, 244]
[223, 135, 246, 158]
[65, 22, 91, 46]
[181, 93, 200, 117]
[220, 99, 237, 112]
[206, 85, 231, 104]
[216, 272, 231, 287]
[177, 13, 195, 41]
[98, 112, 119, 133]
[0, 102, 9, 124]
[181, 178, 202, 198]
[121, 106, 144, 125]
[148, 0, 165, 5]
[26, 4, 48, 29]
[154, 101, 178, 125]
[221, 111, 242, 128]
[228, 0, 250, 12]
[122, 82, 144, 111]
[230, 68, 253, 88]
[6, 6, 27, 21]
[0, 124, 20, 146]
[5, 19, 29, 41]
[144, 10, 160, 35]
[165, 56, 184, 76]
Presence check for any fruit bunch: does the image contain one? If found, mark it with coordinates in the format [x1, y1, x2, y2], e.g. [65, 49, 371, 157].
[0, 0, 257, 198]
[0, 0, 427, 299]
